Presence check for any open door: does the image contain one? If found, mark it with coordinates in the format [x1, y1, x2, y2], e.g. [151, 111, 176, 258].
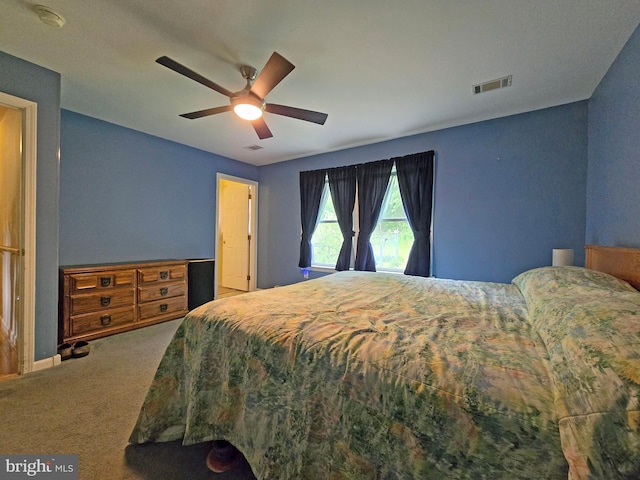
[220, 179, 250, 291]
[216, 175, 258, 297]
[0, 103, 22, 379]
[0, 91, 36, 378]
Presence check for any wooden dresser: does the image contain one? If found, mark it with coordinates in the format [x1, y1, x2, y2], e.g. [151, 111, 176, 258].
[59, 260, 188, 344]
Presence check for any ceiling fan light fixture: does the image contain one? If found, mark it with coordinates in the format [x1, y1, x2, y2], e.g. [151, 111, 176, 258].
[233, 102, 263, 121]
[232, 94, 264, 121]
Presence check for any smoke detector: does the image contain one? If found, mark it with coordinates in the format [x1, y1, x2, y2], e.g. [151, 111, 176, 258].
[34, 5, 66, 28]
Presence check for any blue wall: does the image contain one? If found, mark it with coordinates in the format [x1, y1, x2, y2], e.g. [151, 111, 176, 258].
[258, 102, 588, 288]
[0, 51, 61, 361]
[586, 24, 640, 247]
[59, 110, 259, 265]
[2, 23, 637, 362]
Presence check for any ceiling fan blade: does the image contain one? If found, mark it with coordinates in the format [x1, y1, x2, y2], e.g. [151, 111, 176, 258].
[251, 117, 273, 139]
[180, 105, 232, 119]
[156, 56, 234, 98]
[265, 103, 328, 125]
[250, 52, 295, 99]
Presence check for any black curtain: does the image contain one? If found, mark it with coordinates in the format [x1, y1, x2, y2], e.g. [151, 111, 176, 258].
[354, 159, 394, 271]
[327, 166, 357, 270]
[298, 169, 327, 268]
[396, 150, 435, 276]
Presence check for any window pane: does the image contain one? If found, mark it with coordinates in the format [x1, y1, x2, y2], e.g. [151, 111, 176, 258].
[370, 220, 413, 270]
[372, 173, 412, 271]
[380, 175, 407, 220]
[319, 191, 336, 221]
[311, 221, 342, 266]
[312, 182, 341, 267]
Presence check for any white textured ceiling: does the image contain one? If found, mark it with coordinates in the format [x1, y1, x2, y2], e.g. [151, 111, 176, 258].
[1, 1, 639, 166]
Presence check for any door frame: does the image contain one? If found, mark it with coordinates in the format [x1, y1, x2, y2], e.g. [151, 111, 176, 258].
[215, 173, 258, 297]
[0, 91, 37, 375]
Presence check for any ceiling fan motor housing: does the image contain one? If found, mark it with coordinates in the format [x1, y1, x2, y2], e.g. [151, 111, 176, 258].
[240, 65, 258, 82]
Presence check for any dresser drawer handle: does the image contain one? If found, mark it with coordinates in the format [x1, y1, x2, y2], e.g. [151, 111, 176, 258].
[160, 271, 169, 280]
[101, 315, 111, 326]
[101, 296, 111, 307]
[100, 276, 112, 287]
[160, 287, 168, 296]
[160, 304, 168, 312]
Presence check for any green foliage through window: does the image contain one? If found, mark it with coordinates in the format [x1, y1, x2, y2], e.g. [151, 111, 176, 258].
[311, 171, 413, 271]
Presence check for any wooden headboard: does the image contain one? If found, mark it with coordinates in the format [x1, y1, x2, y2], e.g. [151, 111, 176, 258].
[585, 245, 640, 291]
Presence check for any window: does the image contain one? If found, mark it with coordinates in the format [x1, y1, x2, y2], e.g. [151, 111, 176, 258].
[310, 168, 412, 271]
[369, 173, 412, 271]
[300, 150, 434, 276]
[310, 182, 341, 267]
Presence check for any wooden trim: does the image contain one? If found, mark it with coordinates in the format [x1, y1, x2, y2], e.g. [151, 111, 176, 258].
[60, 259, 186, 274]
[585, 245, 640, 291]
[22, 99, 37, 374]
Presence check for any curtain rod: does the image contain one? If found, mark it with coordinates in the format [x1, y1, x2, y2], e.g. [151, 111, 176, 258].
[299, 150, 434, 175]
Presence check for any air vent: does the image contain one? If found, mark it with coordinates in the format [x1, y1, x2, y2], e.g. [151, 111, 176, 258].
[473, 75, 512, 95]
[243, 145, 263, 151]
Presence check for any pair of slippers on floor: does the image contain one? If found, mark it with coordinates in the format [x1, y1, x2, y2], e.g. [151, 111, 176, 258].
[57, 341, 91, 360]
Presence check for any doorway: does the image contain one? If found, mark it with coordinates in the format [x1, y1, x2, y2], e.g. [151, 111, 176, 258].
[0, 92, 36, 378]
[215, 174, 258, 298]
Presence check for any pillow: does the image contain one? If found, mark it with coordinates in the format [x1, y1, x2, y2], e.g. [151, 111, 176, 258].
[512, 267, 640, 359]
[513, 266, 637, 301]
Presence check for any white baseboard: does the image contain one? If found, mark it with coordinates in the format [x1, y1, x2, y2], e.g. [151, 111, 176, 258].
[31, 354, 62, 373]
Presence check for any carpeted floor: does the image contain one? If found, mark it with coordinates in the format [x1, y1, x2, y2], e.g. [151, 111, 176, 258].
[0, 319, 257, 480]
[216, 287, 247, 299]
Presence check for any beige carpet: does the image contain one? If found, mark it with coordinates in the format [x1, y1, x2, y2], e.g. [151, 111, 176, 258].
[0, 319, 257, 480]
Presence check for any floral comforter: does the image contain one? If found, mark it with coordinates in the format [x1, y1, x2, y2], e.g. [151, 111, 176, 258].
[130, 267, 640, 479]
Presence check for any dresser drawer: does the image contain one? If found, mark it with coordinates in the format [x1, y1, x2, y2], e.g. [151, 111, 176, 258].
[138, 264, 186, 285]
[70, 306, 135, 336]
[138, 282, 186, 303]
[69, 269, 136, 293]
[70, 288, 135, 315]
[138, 296, 187, 321]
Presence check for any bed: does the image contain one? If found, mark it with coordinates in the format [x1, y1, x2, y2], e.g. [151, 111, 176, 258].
[129, 245, 640, 479]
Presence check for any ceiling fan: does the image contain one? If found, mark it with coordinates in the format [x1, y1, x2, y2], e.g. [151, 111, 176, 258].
[156, 52, 328, 139]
